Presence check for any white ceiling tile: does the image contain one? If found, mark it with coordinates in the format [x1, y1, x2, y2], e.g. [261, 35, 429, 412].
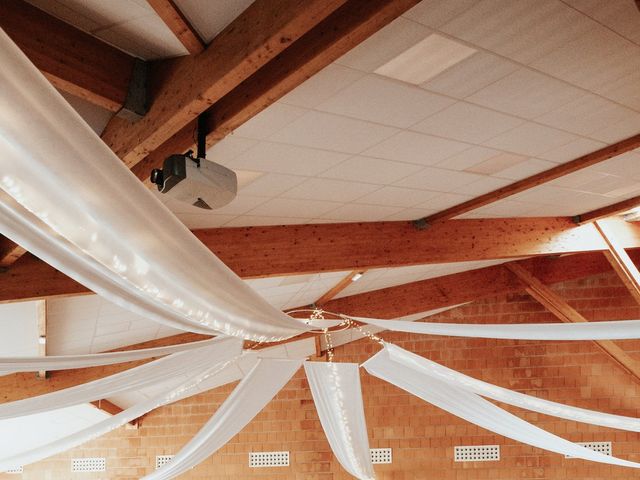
[320, 156, 423, 185]
[594, 69, 640, 112]
[320, 203, 404, 222]
[592, 151, 640, 180]
[403, 0, 482, 28]
[269, 111, 399, 154]
[237, 173, 305, 197]
[336, 17, 431, 72]
[415, 191, 474, 210]
[174, 0, 254, 43]
[440, 0, 592, 65]
[482, 123, 578, 156]
[316, 75, 454, 128]
[548, 169, 611, 189]
[462, 176, 513, 196]
[235, 170, 265, 190]
[494, 158, 556, 181]
[175, 213, 236, 229]
[233, 103, 307, 140]
[539, 138, 607, 163]
[463, 152, 527, 175]
[25, 0, 102, 32]
[228, 141, 349, 176]
[354, 186, 441, 208]
[279, 64, 365, 109]
[364, 131, 470, 166]
[382, 207, 439, 221]
[59, 91, 112, 135]
[412, 102, 524, 144]
[207, 136, 258, 164]
[248, 197, 343, 218]
[421, 51, 519, 99]
[589, 113, 640, 143]
[467, 68, 584, 119]
[393, 166, 484, 192]
[535, 94, 640, 136]
[436, 146, 501, 171]
[0, 302, 39, 357]
[281, 178, 379, 202]
[563, 0, 640, 46]
[464, 198, 543, 218]
[224, 216, 312, 227]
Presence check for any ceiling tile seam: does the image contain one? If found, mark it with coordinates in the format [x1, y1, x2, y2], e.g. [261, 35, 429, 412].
[390, 16, 640, 115]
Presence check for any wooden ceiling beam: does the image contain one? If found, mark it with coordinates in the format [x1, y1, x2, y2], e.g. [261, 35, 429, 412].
[417, 133, 640, 225]
[575, 195, 640, 224]
[146, 0, 205, 55]
[0, 237, 26, 268]
[506, 262, 640, 384]
[314, 270, 366, 307]
[131, 0, 421, 182]
[0, 0, 136, 112]
[3, 217, 640, 302]
[100, 0, 349, 168]
[594, 218, 640, 304]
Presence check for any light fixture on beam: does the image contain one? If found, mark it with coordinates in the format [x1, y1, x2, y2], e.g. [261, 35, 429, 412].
[351, 272, 364, 282]
[38, 335, 46, 345]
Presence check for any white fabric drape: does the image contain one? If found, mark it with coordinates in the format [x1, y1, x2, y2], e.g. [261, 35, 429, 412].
[0, 351, 246, 472]
[145, 358, 303, 480]
[363, 345, 640, 469]
[0, 338, 219, 376]
[304, 362, 375, 480]
[0, 337, 243, 420]
[381, 343, 640, 432]
[355, 316, 640, 340]
[0, 30, 308, 342]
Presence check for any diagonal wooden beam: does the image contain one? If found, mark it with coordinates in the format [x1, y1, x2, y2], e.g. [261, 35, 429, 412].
[314, 270, 366, 306]
[0, 237, 26, 268]
[506, 262, 640, 384]
[0, 0, 136, 112]
[100, 0, 349, 167]
[146, 0, 205, 55]
[417, 133, 640, 225]
[594, 218, 640, 304]
[575, 195, 640, 224]
[131, 0, 421, 182]
[4, 217, 640, 302]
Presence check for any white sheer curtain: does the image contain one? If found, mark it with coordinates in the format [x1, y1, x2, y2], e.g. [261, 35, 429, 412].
[355, 316, 640, 340]
[145, 358, 303, 480]
[363, 345, 640, 469]
[0, 30, 308, 342]
[0, 338, 218, 375]
[0, 337, 243, 419]
[304, 362, 375, 480]
[0, 351, 246, 472]
[381, 343, 640, 432]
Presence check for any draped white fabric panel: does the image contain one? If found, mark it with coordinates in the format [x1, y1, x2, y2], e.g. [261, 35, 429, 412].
[382, 343, 640, 432]
[356, 317, 640, 340]
[145, 358, 303, 480]
[0, 30, 308, 342]
[0, 338, 219, 376]
[0, 337, 243, 420]
[304, 362, 375, 480]
[0, 352, 245, 472]
[363, 345, 640, 469]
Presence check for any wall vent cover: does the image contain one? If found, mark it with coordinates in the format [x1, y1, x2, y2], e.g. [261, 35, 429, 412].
[71, 457, 106, 472]
[370, 448, 393, 464]
[5, 466, 23, 474]
[156, 455, 174, 469]
[566, 441, 612, 458]
[454, 445, 500, 462]
[249, 451, 290, 468]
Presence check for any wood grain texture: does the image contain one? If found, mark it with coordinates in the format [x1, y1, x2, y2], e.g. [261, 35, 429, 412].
[0, 237, 27, 267]
[576, 194, 640, 224]
[146, 0, 205, 54]
[419, 133, 640, 224]
[131, 0, 421, 182]
[0, 0, 135, 112]
[100, 0, 347, 167]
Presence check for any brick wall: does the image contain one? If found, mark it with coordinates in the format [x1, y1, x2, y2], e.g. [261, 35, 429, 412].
[5, 270, 640, 479]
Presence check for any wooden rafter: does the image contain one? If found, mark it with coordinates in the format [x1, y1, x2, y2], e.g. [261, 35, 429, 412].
[314, 270, 366, 306]
[0, 0, 136, 112]
[4, 217, 640, 302]
[146, 0, 205, 55]
[594, 218, 640, 304]
[417, 133, 640, 225]
[100, 0, 349, 167]
[0, 237, 26, 268]
[131, 0, 421, 182]
[506, 263, 640, 384]
[575, 195, 640, 224]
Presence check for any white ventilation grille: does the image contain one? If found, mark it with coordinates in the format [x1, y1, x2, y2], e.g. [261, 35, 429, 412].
[5, 466, 23, 474]
[249, 451, 289, 468]
[156, 455, 174, 469]
[370, 448, 392, 464]
[454, 445, 500, 462]
[71, 457, 106, 472]
[566, 441, 612, 458]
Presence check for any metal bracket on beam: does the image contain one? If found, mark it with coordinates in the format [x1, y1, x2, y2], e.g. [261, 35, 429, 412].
[116, 59, 149, 122]
[412, 218, 429, 230]
[572, 214, 583, 224]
